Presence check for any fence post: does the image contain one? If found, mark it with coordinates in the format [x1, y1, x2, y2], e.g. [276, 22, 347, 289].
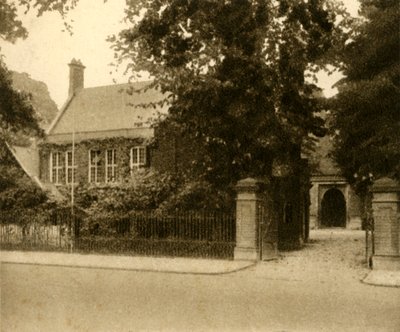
[234, 178, 266, 261]
[370, 177, 400, 270]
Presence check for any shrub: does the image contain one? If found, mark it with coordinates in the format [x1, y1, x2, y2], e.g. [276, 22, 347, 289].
[64, 170, 235, 235]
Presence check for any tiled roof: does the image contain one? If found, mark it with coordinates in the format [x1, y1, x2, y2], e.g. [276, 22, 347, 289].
[48, 81, 168, 137]
[6, 141, 64, 201]
[7, 141, 40, 186]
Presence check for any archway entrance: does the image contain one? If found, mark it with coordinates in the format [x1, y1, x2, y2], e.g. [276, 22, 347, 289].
[321, 188, 346, 227]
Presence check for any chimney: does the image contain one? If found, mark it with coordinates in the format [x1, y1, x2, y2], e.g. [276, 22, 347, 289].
[68, 58, 85, 96]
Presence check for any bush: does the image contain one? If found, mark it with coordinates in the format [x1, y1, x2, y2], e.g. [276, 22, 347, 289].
[64, 170, 235, 235]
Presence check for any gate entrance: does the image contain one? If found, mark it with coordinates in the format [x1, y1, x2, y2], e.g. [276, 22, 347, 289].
[321, 188, 346, 227]
[259, 204, 278, 260]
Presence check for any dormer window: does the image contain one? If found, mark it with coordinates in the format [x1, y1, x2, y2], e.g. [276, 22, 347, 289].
[130, 146, 146, 172]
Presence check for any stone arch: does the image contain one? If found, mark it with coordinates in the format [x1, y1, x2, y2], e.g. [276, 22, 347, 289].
[321, 188, 346, 227]
[319, 186, 346, 202]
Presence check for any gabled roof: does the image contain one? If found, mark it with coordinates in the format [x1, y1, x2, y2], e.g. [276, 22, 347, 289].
[6, 140, 42, 189]
[47, 81, 168, 142]
[6, 141, 65, 201]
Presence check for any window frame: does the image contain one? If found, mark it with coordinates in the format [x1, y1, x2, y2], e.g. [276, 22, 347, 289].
[65, 150, 77, 185]
[130, 146, 147, 173]
[49, 151, 64, 185]
[88, 149, 102, 183]
[105, 149, 117, 183]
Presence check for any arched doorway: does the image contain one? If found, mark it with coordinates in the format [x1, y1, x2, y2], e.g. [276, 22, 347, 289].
[321, 188, 346, 227]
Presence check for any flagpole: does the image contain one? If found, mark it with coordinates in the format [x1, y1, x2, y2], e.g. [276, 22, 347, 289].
[71, 93, 75, 253]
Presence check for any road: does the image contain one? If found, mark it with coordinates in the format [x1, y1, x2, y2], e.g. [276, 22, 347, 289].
[1, 262, 399, 332]
[1, 230, 400, 332]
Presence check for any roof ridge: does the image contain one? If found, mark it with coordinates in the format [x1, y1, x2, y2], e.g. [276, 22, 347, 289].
[81, 80, 154, 90]
[48, 80, 168, 137]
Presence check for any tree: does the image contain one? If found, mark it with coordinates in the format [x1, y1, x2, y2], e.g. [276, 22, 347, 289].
[0, 59, 42, 142]
[1, 0, 78, 141]
[11, 71, 58, 128]
[331, 0, 400, 194]
[112, 0, 350, 190]
[0, 140, 48, 211]
[0, 0, 76, 213]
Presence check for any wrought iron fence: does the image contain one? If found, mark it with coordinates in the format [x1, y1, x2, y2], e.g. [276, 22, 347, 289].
[0, 212, 71, 252]
[0, 210, 236, 259]
[75, 211, 236, 259]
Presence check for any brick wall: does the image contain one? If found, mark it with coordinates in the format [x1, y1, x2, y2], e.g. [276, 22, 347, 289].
[40, 138, 146, 185]
[39, 123, 204, 185]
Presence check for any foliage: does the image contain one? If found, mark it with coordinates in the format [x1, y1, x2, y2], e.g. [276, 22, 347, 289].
[0, 1, 28, 43]
[56, 169, 233, 234]
[0, 59, 43, 142]
[0, 1, 64, 217]
[330, 0, 400, 194]
[159, 179, 235, 212]
[1, 0, 82, 142]
[11, 72, 58, 128]
[1, 1, 79, 41]
[0, 141, 48, 211]
[0, 138, 76, 224]
[68, 169, 233, 212]
[0, 141, 70, 228]
[0, 1, 60, 144]
[111, 0, 352, 189]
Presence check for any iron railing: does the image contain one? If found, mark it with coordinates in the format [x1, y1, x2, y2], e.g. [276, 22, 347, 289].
[0, 211, 71, 252]
[0, 210, 236, 259]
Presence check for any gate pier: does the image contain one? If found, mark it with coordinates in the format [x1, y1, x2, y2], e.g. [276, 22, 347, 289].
[234, 178, 265, 261]
[371, 177, 400, 270]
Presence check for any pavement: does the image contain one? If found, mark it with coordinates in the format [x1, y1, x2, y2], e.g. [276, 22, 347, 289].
[0, 250, 255, 275]
[362, 269, 400, 287]
[1, 249, 400, 287]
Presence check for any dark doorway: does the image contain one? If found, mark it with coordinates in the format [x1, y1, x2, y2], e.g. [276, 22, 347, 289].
[321, 188, 346, 227]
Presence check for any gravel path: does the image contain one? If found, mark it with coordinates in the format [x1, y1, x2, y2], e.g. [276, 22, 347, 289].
[252, 229, 368, 283]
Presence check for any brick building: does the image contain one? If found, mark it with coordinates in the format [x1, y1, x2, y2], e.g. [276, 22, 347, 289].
[39, 59, 197, 186]
[37, 59, 362, 231]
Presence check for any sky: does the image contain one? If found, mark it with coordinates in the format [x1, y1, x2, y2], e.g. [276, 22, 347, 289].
[1, 0, 360, 108]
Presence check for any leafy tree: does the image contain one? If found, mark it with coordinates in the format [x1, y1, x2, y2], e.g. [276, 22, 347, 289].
[0, 0, 76, 215]
[0, 140, 48, 211]
[1, 0, 79, 141]
[112, 0, 351, 190]
[11, 71, 58, 128]
[331, 0, 400, 194]
[0, 60, 42, 142]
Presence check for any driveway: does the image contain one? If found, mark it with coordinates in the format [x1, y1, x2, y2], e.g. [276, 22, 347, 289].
[251, 229, 369, 283]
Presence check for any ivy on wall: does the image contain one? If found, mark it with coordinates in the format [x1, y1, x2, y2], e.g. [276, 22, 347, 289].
[39, 136, 156, 183]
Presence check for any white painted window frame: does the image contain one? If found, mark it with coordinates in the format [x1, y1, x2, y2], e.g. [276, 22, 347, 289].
[130, 146, 146, 174]
[105, 149, 117, 183]
[88, 149, 101, 183]
[50, 151, 63, 184]
[65, 151, 77, 184]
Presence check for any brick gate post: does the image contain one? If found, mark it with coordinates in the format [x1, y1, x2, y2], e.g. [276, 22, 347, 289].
[234, 178, 266, 261]
[371, 177, 400, 270]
